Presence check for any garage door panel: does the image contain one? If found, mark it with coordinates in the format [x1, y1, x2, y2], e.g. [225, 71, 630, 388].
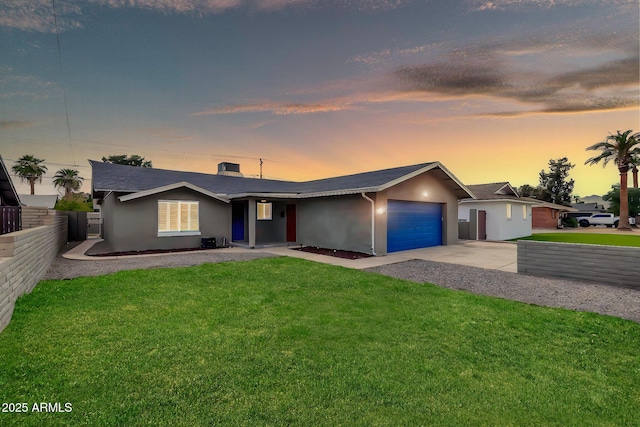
[387, 201, 442, 252]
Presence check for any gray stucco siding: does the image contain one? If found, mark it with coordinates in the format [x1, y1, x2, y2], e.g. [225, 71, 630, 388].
[101, 192, 116, 243]
[297, 195, 372, 254]
[256, 200, 288, 244]
[105, 188, 230, 252]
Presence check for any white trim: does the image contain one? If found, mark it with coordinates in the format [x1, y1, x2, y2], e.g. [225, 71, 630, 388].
[227, 187, 380, 200]
[119, 182, 230, 203]
[495, 183, 519, 197]
[460, 198, 538, 205]
[157, 200, 200, 234]
[0, 156, 21, 206]
[158, 231, 201, 237]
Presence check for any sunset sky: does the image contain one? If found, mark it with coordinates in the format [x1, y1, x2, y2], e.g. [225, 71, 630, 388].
[1, 0, 638, 198]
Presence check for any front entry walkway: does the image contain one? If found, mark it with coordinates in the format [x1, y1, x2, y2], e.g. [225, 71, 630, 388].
[65, 239, 516, 271]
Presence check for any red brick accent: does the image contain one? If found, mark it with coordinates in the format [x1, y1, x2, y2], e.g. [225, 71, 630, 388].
[532, 207, 559, 228]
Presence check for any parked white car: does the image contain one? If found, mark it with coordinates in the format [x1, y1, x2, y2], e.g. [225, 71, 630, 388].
[576, 213, 636, 228]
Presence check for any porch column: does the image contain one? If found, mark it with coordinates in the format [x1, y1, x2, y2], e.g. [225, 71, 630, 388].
[248, 199, 256, 248]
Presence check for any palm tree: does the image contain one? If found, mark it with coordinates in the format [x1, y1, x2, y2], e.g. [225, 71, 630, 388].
[11, 154, 48, 195]
[631, 157, 639, 188]
[53, 168, 84, 197]
[585, 130, 640, 230]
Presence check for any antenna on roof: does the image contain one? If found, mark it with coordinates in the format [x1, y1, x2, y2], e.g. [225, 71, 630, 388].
[260, 158, 264, 179]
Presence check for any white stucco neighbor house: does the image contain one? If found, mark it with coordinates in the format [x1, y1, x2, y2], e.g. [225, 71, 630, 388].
[459, 182, 536, 241]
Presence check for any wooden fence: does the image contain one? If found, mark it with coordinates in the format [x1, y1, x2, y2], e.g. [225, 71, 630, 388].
[0, 206, 21, 235]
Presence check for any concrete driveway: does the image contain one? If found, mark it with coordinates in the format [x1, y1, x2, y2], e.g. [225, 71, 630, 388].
[263, 240, 517, 272]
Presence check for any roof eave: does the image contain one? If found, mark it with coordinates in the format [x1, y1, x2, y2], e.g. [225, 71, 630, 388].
[118, 182, 230, 203]
[0, 155, 21, 206]
[460, 198, 539, 205]
[228, 187, 381, 200]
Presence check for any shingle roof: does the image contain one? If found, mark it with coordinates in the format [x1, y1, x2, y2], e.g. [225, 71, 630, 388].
[466, 182, 519, 200]
[571, 203, 606, 212]
[524, 198, 578, 212]
[90, 160, 299, 195]
[90, 160, 473, 200]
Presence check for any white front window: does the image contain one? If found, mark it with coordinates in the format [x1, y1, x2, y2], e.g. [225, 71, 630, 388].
[522, 205, 527, 220]
[506, 203, 512, 220]
[257, 202, 272, 220]
[158, 200, 200, 236]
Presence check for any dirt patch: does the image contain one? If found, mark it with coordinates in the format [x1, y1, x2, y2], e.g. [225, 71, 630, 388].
[88, 246, 230, 257]
[292, 246, 372, 260]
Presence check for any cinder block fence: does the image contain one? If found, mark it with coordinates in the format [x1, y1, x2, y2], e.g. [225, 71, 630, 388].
[0, 208, 67, 333]
[517, 240, 640, 289]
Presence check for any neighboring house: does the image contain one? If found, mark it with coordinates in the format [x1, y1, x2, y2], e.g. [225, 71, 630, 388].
[18, 194, 59, 209]
[459, 182, 535, 241]
[0, 155, 22, 235]
[91, 160, 473, 255]
[529, 200, 578, 228]
[578, 195, 609, 209]
[570, 202, 607, 217]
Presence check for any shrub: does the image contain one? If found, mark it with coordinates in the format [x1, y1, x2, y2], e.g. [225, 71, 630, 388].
[55, 193, 93, 212]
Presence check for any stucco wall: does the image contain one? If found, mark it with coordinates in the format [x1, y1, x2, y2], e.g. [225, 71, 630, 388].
[297, 195, 372, 254]
[518, 240, 640, 289]
[0, 212, 67, 333]
[102, 192, 115, 243]
[256, 201, 288, 244]
[104, 189, 231, 252]
[459, 201, 531, 240]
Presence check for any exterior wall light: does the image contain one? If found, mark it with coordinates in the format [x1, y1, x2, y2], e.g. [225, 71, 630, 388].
[422, 191, 429, 198]
[376, 207, 386, 214]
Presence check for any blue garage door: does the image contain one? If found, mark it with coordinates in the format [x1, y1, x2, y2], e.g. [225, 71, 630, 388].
[387, 200, 442, 253]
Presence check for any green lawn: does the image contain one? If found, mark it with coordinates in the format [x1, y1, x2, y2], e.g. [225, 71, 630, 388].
[518, 232, 640, 247]
[1, 258, 638, 426]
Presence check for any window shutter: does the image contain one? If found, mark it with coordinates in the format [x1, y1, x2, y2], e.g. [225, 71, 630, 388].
[180, 203, 190, 231]
[169, 202, 179, 231]
[190, 202, 199, 231]
[158, 200, 199, 233]
[158, 202, 168, 231]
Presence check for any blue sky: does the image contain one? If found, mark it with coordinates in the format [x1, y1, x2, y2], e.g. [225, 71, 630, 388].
[1, 0, 638, 197]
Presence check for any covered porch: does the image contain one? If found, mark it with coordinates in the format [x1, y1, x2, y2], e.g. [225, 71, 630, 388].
[231, 198, 298, 248]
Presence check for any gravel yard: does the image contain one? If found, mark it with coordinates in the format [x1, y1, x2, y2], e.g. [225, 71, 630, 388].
[364, 260, 640, 323]
[43, 243, 277, 280]
[43, 242, 640, 323]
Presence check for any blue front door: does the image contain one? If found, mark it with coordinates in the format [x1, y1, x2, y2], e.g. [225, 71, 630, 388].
[232, 202, 246, 241]
[387, 200, 442, 252]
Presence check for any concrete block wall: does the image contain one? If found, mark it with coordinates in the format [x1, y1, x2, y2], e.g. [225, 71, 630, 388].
[517, 240, 640, 289]
[0, 212, 67, 333]
[22, 206, 57, 229]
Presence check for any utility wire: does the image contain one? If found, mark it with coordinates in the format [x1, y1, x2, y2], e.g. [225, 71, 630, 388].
[52, 0, 77, 167]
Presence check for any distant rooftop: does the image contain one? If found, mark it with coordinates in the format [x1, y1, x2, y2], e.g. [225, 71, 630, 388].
[465, 182, 519, 200]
